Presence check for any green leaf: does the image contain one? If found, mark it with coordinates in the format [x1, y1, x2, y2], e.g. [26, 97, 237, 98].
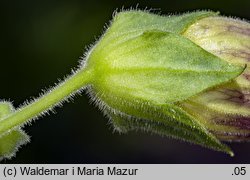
[0, 129, 29, 160]
[0, 101, 29, 160]
[91, 30, 244, 103]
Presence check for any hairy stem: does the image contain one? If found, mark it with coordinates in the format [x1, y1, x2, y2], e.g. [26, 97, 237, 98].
[0, 67, 93, 135]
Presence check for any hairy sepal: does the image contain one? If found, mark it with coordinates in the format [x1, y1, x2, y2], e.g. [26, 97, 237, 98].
[91, 91, 233, 156]
[89, 30, 244, 104]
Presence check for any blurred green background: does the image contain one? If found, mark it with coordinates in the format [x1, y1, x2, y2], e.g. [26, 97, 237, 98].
[1, 0, 250, 163]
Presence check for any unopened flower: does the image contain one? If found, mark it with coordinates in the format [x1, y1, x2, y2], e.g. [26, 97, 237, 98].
[87, 10, 250, 156]
[0, 10, 250, 159]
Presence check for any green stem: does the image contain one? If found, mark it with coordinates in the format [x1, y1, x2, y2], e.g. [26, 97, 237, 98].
[0, 67, 93, 135]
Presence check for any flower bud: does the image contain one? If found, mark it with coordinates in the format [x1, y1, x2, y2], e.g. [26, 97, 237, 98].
[1, 10, 249, 160]
[84, 10, 249, 155]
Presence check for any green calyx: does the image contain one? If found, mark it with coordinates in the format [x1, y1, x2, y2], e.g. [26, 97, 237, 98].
[0, 10, 249, 160]
[85, 10, 245, 156]
[89, 30, 244, 103]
